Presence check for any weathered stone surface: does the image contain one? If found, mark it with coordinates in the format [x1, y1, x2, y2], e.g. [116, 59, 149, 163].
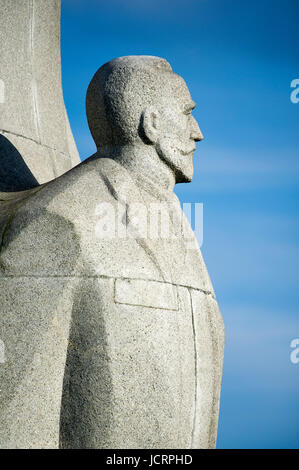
[0, 56, 224, 449]
[0, 0, 80, 191]
[190, 290, 225, 449]
[60, 280, 196, 448]
[0, 277, 77, 448]
[0, 158, 215, 294]
[0, 187, 41, 254]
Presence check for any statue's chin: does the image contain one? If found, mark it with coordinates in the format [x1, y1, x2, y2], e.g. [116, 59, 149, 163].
[156, 140, 194, 184]
[176, 169, 193, 184]
[174, 164, 193, 184]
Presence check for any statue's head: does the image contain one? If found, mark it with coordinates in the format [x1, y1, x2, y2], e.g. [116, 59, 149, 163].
[86, 56, 203, 183]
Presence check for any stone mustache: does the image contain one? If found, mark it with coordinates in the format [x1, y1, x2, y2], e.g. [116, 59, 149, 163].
[0, 55, 225, 449]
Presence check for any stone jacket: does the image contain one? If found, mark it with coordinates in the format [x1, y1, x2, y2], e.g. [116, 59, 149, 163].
[0, 156, 224, 449]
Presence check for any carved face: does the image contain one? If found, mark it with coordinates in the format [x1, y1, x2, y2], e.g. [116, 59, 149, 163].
[155, 76, 203, 183]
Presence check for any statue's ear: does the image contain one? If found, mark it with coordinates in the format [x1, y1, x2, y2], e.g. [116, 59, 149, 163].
[141, 107, 159, 144]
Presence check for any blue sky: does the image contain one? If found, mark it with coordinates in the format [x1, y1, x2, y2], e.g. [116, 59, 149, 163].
[61, 0, 299, 448]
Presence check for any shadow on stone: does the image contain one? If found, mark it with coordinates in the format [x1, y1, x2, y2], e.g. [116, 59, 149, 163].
[59, 280, 113, 448]
[0, 208, 81, 276]
[0, 135, 39, 191]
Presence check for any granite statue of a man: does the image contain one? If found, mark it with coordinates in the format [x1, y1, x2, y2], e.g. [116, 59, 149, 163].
[0, 56, 225, 449]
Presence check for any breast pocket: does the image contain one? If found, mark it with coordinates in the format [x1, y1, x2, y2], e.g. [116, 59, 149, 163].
[114, 278, 179, 311]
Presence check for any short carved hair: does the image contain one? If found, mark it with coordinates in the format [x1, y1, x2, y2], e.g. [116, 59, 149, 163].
[86, 56, 177, 149]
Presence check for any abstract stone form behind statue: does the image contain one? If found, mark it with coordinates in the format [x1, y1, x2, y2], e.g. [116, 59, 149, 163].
[0, 0, 80, 193]
[0, 55, 225, 449]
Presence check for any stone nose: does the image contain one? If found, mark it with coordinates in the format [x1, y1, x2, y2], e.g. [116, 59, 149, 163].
[190, 116, 203, 142]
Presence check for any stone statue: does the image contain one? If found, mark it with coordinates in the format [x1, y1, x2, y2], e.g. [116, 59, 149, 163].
[0, 56, 224, 449]
[0, 0, 80, 281]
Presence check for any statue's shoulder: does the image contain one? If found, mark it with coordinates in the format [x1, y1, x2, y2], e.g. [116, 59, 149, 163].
[6, 155, 120, 218]
[0, 156, 132, 276]
[37, 155, 116, 206]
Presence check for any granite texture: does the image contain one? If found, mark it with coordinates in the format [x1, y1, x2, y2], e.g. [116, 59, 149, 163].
[0, 56, 224, 449]
[0, 0, 80, 192]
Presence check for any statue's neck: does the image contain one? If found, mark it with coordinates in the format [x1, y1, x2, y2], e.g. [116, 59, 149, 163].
[96, 145, 176, 197]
